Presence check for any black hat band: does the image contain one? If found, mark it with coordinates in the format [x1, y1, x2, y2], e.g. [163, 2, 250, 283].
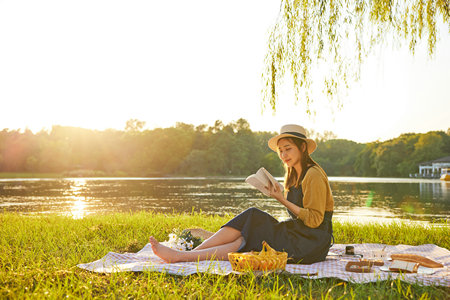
[283, 132, 307, 139]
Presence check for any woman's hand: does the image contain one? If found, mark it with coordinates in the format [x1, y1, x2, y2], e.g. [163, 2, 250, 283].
[266, 181, 285, 204]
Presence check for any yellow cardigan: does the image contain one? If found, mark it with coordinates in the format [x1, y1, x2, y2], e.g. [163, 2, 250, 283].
[296, 165, 334, 228]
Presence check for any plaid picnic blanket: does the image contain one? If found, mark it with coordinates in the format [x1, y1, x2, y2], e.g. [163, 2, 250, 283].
[77, 243, 450, 287]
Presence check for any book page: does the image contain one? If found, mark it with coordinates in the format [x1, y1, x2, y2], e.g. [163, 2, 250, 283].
[245, 168, 283, 197]
[261, 168, 284, 192]
[245, 173, 270, 196]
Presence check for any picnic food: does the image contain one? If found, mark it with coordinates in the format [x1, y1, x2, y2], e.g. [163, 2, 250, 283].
[345, 260, 384, 273]
[361, 258, 384, 266]
[228, 241, 288, 272]
[389, 260, 420, 273]
[390, 254, 443, 268]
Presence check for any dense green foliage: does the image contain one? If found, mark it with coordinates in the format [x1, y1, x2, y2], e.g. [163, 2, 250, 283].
[0, 119, 449, 177]
[1, 212, 449, 299]
[354, 131, 450, 177]
[263, 0, 450, 113]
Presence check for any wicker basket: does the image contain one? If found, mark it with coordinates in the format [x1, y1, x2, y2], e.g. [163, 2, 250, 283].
[228, 241, 288, 272]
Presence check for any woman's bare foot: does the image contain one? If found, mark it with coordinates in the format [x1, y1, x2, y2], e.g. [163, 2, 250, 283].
[149, 236, 184, 263]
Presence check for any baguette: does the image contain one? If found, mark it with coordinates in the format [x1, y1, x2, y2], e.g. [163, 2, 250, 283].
[390, 254, 443, 268]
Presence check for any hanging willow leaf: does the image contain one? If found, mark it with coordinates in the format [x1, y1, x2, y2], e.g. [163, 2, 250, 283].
[261, 0, 450, 113]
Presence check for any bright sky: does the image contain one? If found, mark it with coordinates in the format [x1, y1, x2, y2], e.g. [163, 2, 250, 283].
[1, 1, 449, 143]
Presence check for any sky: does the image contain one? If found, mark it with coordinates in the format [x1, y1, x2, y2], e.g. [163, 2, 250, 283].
[0, 0, 449, 143]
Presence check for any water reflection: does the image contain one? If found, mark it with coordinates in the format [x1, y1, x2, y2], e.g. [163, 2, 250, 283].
[66, 179, 88, 219]
[70, 196, 87, 219]
[0, 177, 448, 224]
[420, 181, 449, 201]
[335, 207, 399, 224]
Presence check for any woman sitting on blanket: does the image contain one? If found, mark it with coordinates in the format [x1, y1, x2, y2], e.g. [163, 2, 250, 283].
[149, 124, 334, 264]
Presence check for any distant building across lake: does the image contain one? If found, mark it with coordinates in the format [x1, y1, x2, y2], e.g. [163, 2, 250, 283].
[417, 156, 450, 178]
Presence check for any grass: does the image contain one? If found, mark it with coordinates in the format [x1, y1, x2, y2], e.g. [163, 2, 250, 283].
[1, 212, 449, 299]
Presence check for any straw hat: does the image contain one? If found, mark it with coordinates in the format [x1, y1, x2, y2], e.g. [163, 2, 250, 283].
[268, 124, 317, 154]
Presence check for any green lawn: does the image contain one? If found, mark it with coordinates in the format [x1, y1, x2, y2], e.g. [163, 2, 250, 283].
[1, 212, 449, 299]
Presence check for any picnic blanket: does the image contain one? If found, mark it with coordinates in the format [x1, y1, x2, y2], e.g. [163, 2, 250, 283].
[77, 243, 450, 287]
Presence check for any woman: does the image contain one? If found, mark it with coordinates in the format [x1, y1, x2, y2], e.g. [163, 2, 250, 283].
[149, 124, 334, 264]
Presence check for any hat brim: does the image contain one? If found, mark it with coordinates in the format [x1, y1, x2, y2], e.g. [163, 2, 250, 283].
[268, 134, 317, 154]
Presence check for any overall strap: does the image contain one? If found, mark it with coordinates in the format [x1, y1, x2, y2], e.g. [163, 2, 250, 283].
[321, 211, 334, 246]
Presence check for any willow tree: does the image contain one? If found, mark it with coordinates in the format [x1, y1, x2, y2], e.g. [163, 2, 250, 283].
[262, 0, 450, 113]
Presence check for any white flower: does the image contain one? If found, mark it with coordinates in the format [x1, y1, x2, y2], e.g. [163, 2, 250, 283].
[187, 241, 194, 250]
[164, 230, 198, 251]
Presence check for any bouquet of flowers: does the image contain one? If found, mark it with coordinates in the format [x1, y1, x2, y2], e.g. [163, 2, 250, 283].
[164, 229, 203, 251]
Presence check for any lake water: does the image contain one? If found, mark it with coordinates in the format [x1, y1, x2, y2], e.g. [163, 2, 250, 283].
[0, 177, 449, 224]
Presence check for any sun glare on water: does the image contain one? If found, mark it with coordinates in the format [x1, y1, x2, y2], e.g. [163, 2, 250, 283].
[67, 179, 88, 219]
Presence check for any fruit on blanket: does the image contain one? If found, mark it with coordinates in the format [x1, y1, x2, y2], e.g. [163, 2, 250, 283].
[228, 241, 288, 272]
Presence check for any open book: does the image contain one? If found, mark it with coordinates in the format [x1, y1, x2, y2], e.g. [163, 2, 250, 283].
[245, 167, 284, 197]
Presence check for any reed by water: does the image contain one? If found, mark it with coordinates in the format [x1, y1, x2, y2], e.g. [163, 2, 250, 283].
[1, 211, 449, 299]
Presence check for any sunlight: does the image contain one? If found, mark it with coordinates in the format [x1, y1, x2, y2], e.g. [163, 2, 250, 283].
[334, 207, 402, 225]
[69, 178, 87, 195]
[71, 196, 87, 220]
[67, 179, 88, 219]
[1, 2, 448, 143]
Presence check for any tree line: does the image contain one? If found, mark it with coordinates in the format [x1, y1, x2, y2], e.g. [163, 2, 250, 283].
[0, 119, 449, 178]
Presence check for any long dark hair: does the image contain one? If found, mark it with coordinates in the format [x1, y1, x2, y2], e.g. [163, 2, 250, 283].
[281, 137, 317, 191]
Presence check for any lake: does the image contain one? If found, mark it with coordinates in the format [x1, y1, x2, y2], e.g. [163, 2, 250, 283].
[0, 177, 449, 224]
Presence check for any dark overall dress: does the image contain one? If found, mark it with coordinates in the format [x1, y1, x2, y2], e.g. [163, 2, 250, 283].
[222, 178, 333, 264]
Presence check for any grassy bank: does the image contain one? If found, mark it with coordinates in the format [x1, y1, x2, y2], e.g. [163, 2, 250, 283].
[1, 212, 449, 299]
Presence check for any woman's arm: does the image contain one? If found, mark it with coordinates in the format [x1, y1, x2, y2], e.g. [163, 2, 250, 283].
[266, 167, 328, 228]
[266, 182, 302, 216]
[297, 171, 327, 227]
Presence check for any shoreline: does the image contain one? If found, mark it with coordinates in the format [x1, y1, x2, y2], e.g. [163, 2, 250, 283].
[2, 210, 448, 228]
[0, 172, 445, 181]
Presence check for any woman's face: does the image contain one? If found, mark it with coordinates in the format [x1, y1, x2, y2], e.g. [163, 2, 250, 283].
[277, 138, 304, 168]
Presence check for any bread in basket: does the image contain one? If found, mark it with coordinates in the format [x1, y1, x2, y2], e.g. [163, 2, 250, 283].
[228, 241, 288, 272]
